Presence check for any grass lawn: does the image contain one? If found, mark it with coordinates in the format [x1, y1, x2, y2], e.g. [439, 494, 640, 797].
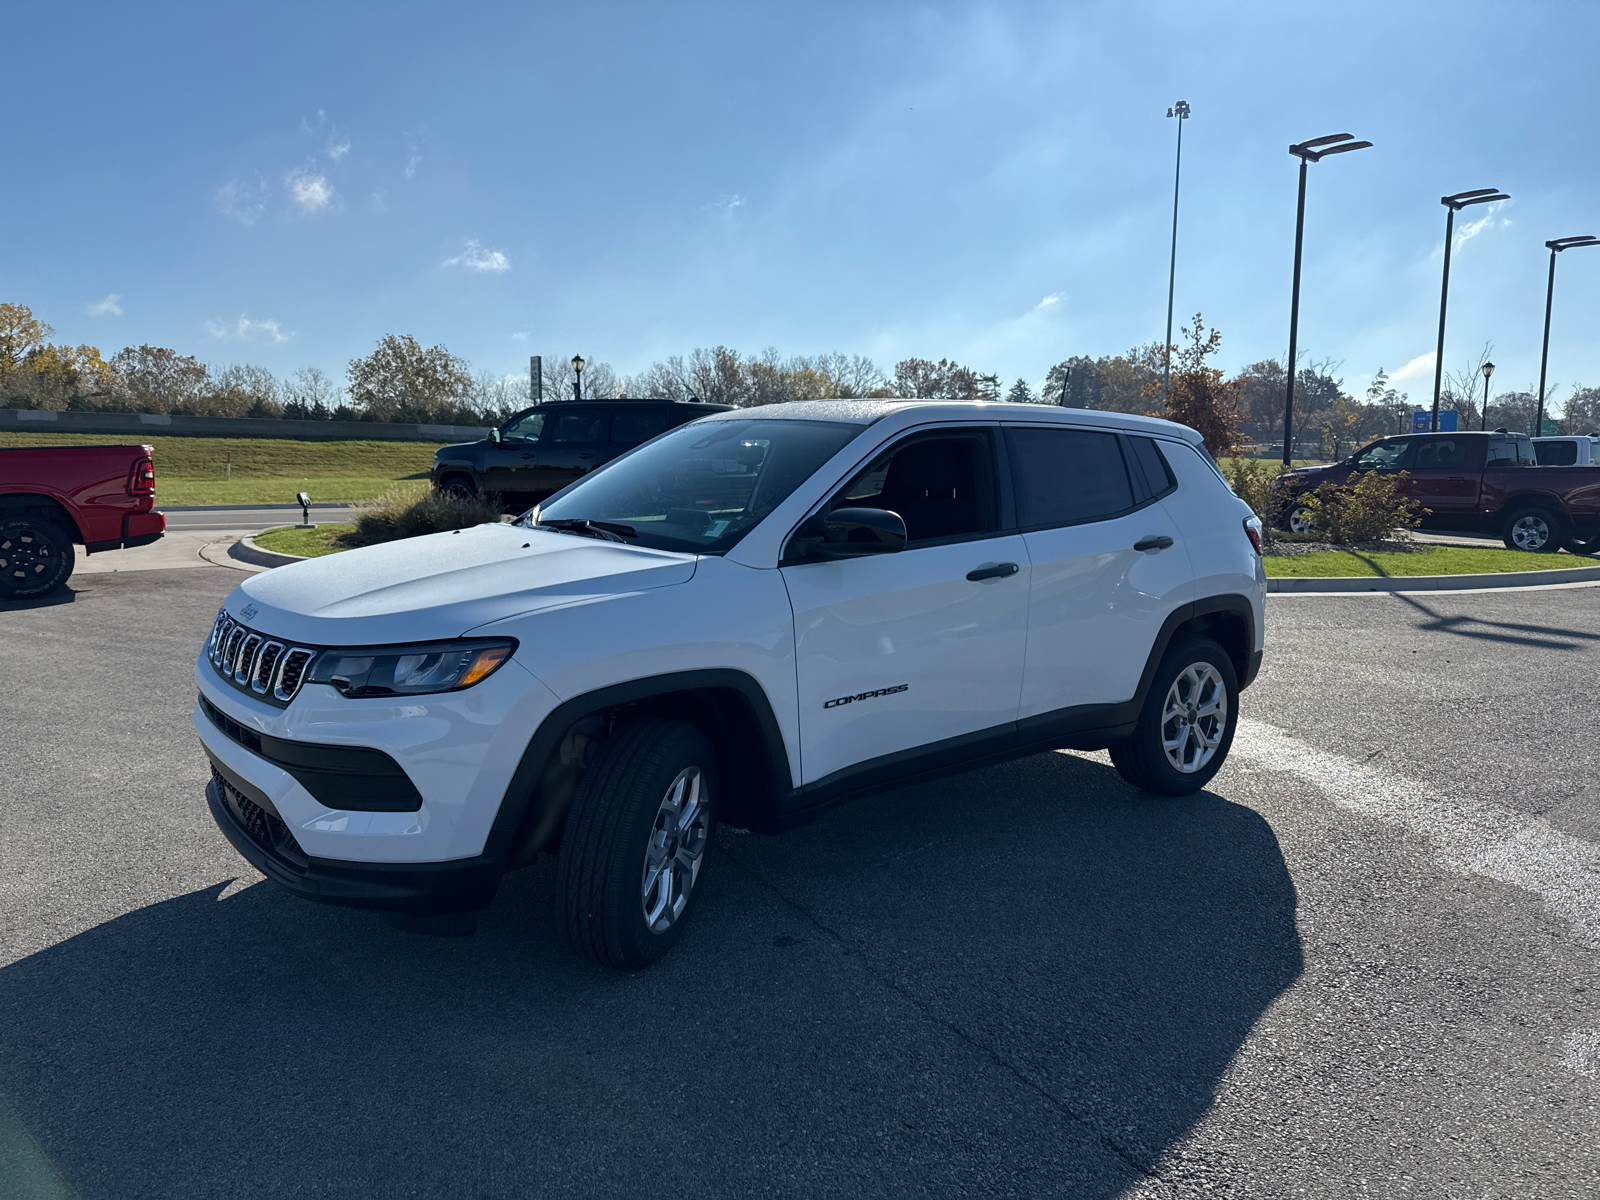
[0, 431, 442, 505]
[252, 524, 355, 558]
[1265, 544, 1600, 578]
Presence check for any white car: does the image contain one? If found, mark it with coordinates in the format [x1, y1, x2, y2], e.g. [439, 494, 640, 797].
[195, 400, 1266, 969]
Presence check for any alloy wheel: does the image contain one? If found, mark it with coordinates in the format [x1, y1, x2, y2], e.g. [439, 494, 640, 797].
[1510, 514, 1551, 551]
[1160, 662, 1227, 774]
[0, 528, 55, 586]
[1287, 506, 1314, 535]
[640, 766, 710, 934]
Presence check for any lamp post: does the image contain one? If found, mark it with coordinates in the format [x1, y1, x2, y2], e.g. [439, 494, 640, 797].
[1281, 132, 1373, 467]
[1163, 100, 1190, 399]
[1480, 361, 1495, 431]
[571, 354, 585, 402]
[1430, 188, 1510, 430]
[1536, 236, 1600, 437]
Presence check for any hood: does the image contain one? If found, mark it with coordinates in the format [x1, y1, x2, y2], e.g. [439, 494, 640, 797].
[231, 523, 697, 645]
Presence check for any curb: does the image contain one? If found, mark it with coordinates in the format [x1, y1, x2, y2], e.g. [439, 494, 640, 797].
[1267, 562, 1600, 593]
[229, 535, 310, 569]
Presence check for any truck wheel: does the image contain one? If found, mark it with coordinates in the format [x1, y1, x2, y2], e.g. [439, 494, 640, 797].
[557, 718, 719, 970]
[1501, 506, 1567, 553]
[440, 475, 477, 500]
[1109, 636, 1238, 796]
[0, 519, 75, 600]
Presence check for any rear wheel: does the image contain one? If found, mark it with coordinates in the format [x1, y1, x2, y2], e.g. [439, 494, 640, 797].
[0, 519, 74, 600]
[557, 718, 719, 970]
[1283, 502, 1314, 535]
[1501, 505, 1566, 553]
[1110, 636, 1239, 796]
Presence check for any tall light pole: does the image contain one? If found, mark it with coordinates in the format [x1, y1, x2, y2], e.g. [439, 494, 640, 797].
[1281, 132, 1372, 467]
[1536, 236, 1600, 437]
[1480, 360, 1495, 431]
[571, 354, 585, 402]
[1163, 101, 1190, 398]
[1430, 188, 1509, 430]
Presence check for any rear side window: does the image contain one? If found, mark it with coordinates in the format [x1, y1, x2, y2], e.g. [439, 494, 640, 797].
[1413, 438, 1469, 469]
[1004, 427, 1134, 529]
[1125, 437, 1177, 502]
[1535, 441, 1577, 466]
[1487, 436, 1535, 466]
[610, 408, 676, 446]
[551, 410, 606, 444]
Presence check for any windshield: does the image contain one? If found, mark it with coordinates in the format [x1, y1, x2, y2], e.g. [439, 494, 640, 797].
[529, 418, 862, 553]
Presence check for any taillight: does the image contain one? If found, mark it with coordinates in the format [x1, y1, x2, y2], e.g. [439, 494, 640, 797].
[1244, 516, 1263, 556]
[128, 457, 155, 495]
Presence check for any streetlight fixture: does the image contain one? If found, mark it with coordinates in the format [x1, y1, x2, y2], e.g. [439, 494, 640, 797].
[1162, 100, 1190, 399]
[1281, 132, 1373, 467]
[1430, 188, 1510, 430]
[1480, 360, 1495, 431]
[1535, 236, 1600, 436]
[571, 354, 585, 402]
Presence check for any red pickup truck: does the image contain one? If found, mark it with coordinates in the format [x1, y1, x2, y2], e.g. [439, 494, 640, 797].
[1274, 430, 1600, 552]
[0, 444, 167, 598]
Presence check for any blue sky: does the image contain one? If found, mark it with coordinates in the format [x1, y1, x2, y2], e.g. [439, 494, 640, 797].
[6, 1, 1600, 409]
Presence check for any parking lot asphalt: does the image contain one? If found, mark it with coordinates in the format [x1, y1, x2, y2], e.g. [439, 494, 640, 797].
[2, 569, 1598, 1197]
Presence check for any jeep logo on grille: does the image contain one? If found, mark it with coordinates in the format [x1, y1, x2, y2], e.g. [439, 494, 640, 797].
[824, 683, 908, 710]
[239, 603, 259, 621]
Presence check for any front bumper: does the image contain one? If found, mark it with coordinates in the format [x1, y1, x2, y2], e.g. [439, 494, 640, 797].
[206, 761, 501, 915]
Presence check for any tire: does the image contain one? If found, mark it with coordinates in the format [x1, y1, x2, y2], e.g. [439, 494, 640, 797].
[440, 475, 477, 501]
[557, 718, 719, 970]
[0, 519, 75, 600]
[1501, 505, 1567, 553]
[1109, 636, 1239, 796]
[1283, 502, 1314, 535]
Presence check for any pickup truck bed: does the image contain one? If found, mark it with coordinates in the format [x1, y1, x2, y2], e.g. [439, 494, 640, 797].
[0, 443, 166, 597]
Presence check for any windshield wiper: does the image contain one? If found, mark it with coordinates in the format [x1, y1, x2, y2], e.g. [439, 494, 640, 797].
[536, 518, 638, 543]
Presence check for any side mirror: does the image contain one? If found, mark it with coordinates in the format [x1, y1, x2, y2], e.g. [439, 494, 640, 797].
[489, 428, 502, 444]
[803, 507, 907, 558]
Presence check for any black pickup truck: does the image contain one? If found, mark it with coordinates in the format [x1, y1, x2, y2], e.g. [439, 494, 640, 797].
[431, 399, 732, 511]
[1274, 430, 1600, 552]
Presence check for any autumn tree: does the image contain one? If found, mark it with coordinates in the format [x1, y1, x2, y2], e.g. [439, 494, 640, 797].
[0, 303, 53, 368]
[111, 345, 210, 413]
[892, 358, 982, 399]
[1146, 314, 1244, 457]
[347, 335, 472, 422]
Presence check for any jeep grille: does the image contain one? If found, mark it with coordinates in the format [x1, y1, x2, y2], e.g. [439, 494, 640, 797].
[207, 609, 316, 706]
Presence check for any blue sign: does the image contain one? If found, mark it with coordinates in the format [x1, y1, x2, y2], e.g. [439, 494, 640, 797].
[1412, 410, 1458, 432]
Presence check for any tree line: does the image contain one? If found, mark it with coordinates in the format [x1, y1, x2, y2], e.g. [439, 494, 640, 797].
[3, 300, 1595, 453]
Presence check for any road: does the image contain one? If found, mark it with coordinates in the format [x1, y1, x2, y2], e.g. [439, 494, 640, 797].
[161, 504, 354, 531]
[2, 567, 1597, 1197]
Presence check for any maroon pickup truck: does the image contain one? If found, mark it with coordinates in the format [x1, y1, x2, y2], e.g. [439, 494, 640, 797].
[0, 444, 167, 598]
[1274, 430, 1600, 552]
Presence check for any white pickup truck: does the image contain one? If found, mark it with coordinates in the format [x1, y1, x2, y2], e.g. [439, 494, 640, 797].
[1532, 435, 1600, 466]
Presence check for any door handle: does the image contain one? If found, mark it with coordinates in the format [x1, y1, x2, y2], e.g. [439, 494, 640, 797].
[1133, 535, 1175, 552]
[966, 562, 1019, 582]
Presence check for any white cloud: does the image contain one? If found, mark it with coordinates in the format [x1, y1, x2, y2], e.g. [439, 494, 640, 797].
[1452, 201, 1508, 252]
[326, 135, 351, 162]
[205, 314, 292, 344]
[443, 239, 511, 273]
[405, 148, 421, 180]
[216, 177, 269, 225]
[1392, 351, 1436, 382]
[87, 294, 122, 317]
[510, 331, 530, 342]
[286, 168, 334, 213]
[1035, 293, 1062, 310]
[708, 193, 746, 215]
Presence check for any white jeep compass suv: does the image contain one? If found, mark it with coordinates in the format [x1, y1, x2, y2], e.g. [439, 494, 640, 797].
[195, 401, 1266, 969]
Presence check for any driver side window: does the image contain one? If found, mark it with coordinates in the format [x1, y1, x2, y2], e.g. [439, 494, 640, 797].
[500, 412, 545, 444]
[830, 431, 997, 545]
[1353, 440, 1408, 470]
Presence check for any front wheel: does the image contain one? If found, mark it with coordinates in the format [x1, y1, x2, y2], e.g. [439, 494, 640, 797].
[1110, 636, 1239, 796]
[0, 519, 75, 600]
[1501, 506, 1567, 553]
[439, 475, 477, 501]
[557, 718, 719, 970]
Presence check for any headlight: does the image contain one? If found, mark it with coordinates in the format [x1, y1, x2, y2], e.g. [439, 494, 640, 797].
[307, 639, 517, 698]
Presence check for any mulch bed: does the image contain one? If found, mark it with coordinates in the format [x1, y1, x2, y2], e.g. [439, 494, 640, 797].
[1261, 539, 1435, 557]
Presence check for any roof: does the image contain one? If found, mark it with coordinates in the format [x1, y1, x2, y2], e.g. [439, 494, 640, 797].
[696, 399, 1203, 442]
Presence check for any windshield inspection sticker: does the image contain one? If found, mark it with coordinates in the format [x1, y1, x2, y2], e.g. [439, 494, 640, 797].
[824, 683, 908, 710]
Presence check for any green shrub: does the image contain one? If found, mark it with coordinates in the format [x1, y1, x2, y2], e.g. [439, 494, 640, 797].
[1300, 470, 1425, 544]
[1223, 457, 1281, 542]
[337, 486, 505, 548]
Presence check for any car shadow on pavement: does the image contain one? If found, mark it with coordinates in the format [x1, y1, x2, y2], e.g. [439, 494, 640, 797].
[0, 586, 78, 612]
[0, 751, 1300, 1198]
